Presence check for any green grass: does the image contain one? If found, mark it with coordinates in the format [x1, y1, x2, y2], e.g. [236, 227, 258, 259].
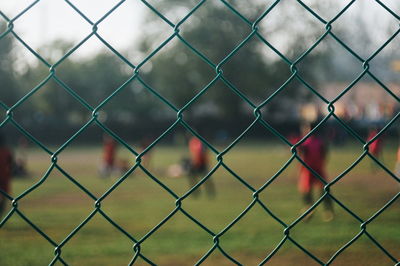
[0, 142, 399, 265]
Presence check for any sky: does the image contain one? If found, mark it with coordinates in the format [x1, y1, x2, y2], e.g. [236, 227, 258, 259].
[0, 0, 145, 62]
[0, 0, 399, 67]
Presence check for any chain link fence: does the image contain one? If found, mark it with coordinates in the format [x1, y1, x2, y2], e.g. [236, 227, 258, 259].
[0, 1, 399, 265]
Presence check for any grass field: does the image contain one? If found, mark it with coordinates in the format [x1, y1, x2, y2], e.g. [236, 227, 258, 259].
[0, 142, 399, 266]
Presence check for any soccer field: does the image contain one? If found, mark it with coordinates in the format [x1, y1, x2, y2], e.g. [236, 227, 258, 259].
[0, 143, 399, 265]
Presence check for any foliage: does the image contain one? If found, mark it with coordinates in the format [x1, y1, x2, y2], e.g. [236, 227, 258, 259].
[137, 1, 327, 119]
[0, 22, 19, 108]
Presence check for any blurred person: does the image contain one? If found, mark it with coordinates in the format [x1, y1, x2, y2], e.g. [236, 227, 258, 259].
[187, 134, 215, 198]
[395, 145, 400, 176]
[298, 121, 334, 222]
[99, 134, 117, 178]
[367, 127, 383, 171]
[0, 134, 13, 217]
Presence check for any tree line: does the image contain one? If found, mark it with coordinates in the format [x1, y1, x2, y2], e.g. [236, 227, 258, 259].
[1, 1, 397, 143]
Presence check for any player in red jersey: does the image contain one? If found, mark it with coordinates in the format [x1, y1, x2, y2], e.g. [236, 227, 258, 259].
[368, 128, 382, 157]
[187, 135, 215, 198]
[0, 134, 13, 217]
[298, 121, 334, 221]
[367, 127, 383, 171]
[100, 134, 117, 178]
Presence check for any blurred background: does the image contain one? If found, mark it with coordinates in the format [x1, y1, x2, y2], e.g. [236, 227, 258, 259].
[1, 0, 399, 145]
[0, 1, 399, 265]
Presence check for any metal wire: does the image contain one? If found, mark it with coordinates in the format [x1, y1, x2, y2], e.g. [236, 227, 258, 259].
[0, 1, 399, 265]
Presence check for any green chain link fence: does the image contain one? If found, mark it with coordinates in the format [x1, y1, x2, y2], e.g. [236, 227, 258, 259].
[0, 1, 399, 265]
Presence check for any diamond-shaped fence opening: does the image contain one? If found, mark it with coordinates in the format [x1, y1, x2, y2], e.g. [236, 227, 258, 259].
[0, 1, 399, 265]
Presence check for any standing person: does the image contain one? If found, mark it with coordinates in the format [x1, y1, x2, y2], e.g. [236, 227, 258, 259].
[395, 145, 400, 175]
[188, 134, 215, 198]
[100, 134, 117, 178]
[298, 121, 334, 222]
[0, 134, 13, 217]
[367, 127, 383, 171]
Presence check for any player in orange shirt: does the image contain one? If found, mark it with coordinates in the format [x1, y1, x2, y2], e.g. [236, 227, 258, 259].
[0, 134, 13, 217]
[394, 142, 400, 176]
[188, 135, 215, 198]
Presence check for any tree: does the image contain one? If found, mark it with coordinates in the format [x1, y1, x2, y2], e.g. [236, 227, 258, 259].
[0, 22, 19, 108]
[137, 1, 328, 121]
[20, 40, 133, 124]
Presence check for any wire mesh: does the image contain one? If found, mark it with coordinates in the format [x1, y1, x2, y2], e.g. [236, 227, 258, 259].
[0, 0, 399, 265]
